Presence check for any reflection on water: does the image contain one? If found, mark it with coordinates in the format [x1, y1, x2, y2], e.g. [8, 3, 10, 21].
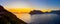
[14, 13, 31, 23]
[30, 14, 58, 24]
[14, 13, 60, 24]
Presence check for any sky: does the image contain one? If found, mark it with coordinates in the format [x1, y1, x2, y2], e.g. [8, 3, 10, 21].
[0, 0, 60, 10]
[0, 0, 60, 23]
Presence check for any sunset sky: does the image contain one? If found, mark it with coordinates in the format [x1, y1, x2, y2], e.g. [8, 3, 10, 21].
[0, 0, 60, 10]
[0, 0, 60, 23]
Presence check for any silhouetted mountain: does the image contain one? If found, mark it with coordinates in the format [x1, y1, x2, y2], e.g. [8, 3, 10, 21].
[29, 10, 60, 24]
[29, 10, 44, 15]
[51, 10, 60, 14]
[0, 5, 27, 24]
[29, 10, 60, 15]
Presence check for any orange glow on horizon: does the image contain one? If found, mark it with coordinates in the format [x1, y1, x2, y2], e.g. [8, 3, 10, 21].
[6, 8, 52, 14]
[7, 8, 34, 14]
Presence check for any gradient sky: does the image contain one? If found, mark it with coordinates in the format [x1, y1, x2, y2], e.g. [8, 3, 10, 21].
[0, 0, 60, 23]
[0, 0, 60, 10]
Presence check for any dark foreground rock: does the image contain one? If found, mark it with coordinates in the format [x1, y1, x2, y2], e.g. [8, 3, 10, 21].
[0, 5, 27, 24]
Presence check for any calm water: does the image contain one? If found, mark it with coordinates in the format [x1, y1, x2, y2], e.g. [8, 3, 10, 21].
[14, 13, 60, 24]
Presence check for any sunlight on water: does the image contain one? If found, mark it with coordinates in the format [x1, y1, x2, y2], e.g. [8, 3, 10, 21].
[14, 13, 31, 23]
[14, 13, 58, 24]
